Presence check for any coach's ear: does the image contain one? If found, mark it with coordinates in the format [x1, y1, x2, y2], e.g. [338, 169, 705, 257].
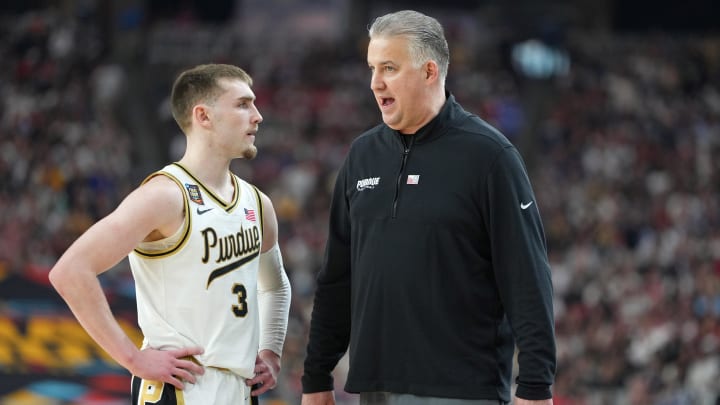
[424, 60, 440, 83]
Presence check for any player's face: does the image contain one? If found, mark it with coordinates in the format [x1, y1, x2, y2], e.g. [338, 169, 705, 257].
[209, 78, 263, 159]
[368, 35, 433, 134]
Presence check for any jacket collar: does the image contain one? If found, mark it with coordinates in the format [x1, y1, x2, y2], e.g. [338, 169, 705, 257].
[387, 91, 457, 144]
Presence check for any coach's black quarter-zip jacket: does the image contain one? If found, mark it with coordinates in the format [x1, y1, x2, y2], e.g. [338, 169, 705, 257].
[303, 94, 556, 402]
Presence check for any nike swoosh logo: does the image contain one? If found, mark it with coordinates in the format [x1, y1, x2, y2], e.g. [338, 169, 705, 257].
[520, 201, 534, 210]
[197, 207, 214, 215]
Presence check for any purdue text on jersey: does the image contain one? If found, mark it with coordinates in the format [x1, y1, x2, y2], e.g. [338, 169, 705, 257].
[202, 224, 261, 287]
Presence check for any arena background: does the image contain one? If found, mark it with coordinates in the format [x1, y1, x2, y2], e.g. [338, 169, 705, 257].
[1, 0, 718, 404]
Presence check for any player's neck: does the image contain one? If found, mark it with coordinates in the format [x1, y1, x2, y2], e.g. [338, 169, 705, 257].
[178, 153, 233, 199]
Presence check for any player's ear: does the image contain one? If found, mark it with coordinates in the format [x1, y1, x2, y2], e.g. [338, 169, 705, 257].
[193, 104, 212, 129]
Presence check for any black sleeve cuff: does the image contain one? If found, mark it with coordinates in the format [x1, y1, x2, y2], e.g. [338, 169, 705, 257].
[301, 372, 335, 394]
[515, 383, 552, 400]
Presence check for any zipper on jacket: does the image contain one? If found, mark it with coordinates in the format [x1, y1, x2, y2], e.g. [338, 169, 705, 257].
[392, 135, 414, 218]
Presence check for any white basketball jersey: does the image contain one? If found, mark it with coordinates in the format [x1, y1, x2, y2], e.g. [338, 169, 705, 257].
[128, 163, 263, 378]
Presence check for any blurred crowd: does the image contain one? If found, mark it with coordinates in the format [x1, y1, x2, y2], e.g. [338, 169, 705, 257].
[1, 3, 719, 405]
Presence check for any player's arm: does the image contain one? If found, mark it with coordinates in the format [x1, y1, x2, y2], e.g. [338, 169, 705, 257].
[48, 175, 204, 389]
[247, 190, 291, 396]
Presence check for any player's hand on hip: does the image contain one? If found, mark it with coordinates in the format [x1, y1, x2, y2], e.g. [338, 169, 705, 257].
[301, 391, 336, 405]
[129, 346, 205, 390]
[247, 350, 280, 396]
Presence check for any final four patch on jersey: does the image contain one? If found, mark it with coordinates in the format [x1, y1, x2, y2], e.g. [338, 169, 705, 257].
[185, 183, 205, 205]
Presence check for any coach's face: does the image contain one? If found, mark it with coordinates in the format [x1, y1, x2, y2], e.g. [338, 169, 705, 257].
[368, 35, 436, 134]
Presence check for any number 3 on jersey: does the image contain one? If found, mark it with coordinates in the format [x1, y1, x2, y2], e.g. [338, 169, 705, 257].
[232, 283, 248, 317]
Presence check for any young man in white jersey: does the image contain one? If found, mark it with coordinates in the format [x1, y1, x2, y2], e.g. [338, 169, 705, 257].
[49, 64, 291, 405]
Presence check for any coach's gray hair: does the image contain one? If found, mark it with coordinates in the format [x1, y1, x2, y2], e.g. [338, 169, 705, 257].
[368, 10, 450, 85]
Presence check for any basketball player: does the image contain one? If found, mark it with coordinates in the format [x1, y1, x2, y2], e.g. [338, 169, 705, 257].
[49, 64, 291, 405]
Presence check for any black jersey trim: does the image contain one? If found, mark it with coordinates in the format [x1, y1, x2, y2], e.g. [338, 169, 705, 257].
[171, 162, 240, 212]
[133, 171, 192, 258]
[252, 185, 264, 238]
